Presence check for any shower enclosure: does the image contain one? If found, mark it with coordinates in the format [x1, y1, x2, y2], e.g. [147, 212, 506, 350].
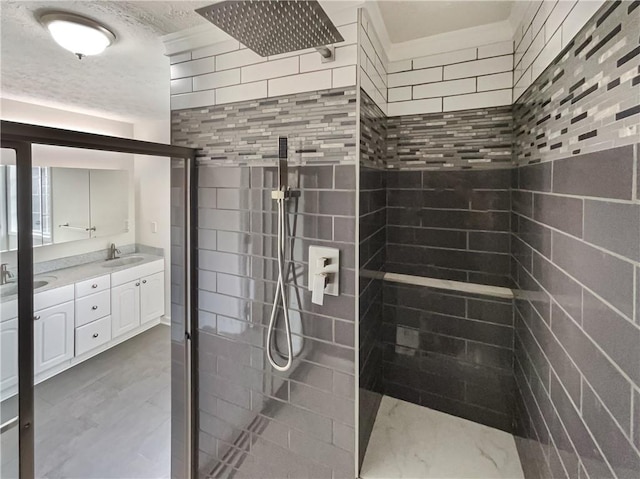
[164, 0, 640, 478]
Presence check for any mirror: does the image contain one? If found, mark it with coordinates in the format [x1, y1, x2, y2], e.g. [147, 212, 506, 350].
[0, 148, 129, 252]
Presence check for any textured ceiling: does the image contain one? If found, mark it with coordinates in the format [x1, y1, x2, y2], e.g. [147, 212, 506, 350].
[0, 1, 210, 123]
[377, 0, 514, 44]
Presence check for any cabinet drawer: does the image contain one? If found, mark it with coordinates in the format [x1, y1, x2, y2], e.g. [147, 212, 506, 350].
[75, 275, 110, 298]
[75, 290, 111, 327]
[75, 316, 111, 356]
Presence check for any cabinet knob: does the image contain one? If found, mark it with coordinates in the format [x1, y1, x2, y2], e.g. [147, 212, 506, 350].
[135, 282, 140, 286]
[142, 280, 147, 284]
[91, 284, 98, 289]
[92, 333, 99, 338]
[33, 315, 40, 321]
[91, 306, 98, 310]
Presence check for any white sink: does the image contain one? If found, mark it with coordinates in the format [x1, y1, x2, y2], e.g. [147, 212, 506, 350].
[102, 255, 145, 268]
[0, 276, 55, 297]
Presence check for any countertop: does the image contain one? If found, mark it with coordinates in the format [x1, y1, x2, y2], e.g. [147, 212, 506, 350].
[0, 253, 164, 304]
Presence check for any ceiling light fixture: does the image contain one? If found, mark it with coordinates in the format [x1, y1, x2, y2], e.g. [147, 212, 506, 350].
[39, 12, 116, 59]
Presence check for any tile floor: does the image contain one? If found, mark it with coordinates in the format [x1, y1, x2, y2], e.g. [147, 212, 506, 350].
[0, 324, 170, 479]
[361, 395, 524, 479]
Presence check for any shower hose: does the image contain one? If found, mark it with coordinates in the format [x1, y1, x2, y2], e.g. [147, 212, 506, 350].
[266, 189, 294, 372]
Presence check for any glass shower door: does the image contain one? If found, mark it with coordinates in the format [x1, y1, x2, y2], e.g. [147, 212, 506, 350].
[0, 147, 21, 478]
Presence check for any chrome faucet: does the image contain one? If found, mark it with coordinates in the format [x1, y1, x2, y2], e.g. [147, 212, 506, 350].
[107, 243, 121, 261]
[0, 263, 14, 285]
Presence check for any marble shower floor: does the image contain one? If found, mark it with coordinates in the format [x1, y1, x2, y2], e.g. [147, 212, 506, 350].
[0, 324, 170, 479]
[360, 396, 524, 479]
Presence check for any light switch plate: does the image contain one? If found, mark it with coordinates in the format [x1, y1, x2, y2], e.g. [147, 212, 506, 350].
[308, 246, 339, 297]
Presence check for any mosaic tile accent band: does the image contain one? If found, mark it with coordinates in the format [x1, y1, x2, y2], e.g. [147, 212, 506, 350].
[387, 105, 514, 170]
[513, 0, 639, 165]
[171, 88, 357, 166]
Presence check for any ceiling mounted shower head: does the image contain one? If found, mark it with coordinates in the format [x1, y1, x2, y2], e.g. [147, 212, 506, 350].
[195, 0, 344, 57]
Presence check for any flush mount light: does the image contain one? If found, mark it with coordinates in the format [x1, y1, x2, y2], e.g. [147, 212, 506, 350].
[39, 12, 116, 59]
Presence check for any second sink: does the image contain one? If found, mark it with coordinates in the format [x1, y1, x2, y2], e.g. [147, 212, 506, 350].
[102, 256, 145, 268]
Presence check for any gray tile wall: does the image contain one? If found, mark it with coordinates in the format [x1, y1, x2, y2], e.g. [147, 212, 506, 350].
[511, 3, 640, 479]
[386, 169, 513, 288]
[358, 90, 386, 468]
[382, 283, 514, 432]
[386, 106, 513, 170]
[171, 89, 358, 478]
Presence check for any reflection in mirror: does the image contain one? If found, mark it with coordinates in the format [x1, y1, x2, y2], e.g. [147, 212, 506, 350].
[0, 157, 130, 252]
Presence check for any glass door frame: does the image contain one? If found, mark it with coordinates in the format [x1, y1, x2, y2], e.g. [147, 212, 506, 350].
[0, 121, 199, 479]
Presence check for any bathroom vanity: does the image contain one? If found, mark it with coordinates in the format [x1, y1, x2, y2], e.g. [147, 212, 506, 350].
[0, 253, 165, 399]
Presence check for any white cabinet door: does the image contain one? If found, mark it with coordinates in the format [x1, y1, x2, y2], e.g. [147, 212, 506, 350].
[0, 318, 19, 395]
[34, 301, 74, 374]
[111, 279, 140, 338]
[140, 272, 165, 324]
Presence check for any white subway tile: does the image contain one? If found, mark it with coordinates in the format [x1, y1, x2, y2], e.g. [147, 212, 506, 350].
[338, 23, 358, 45]
[387, 60, 412, 74]
[170, 78, 192, 95]
[359, 26, 376, 63]
[413, 48, 477, 69]
[300, 44, 357, 72]
[366, 56, 387, 92]
[443, 89, 511, 111]
[388, 98, 442, 117]
[268, 70, 331, 97]
[478, 41, 513, 59]
[388, 67, 442, 88]
[171, 90, 215, 110]
[169, 52, 191, 65]
[193, 69, 241, 91]
[216, 81, 267, 105]
[241, 57, 299, 83]
[192, 39, 241, 60]
[444, 55, 512, 80]
[332, 65, 356, 88]
[477, 72, 513, 91]
[216, 48, 265, 71]
[388, 86, 411, 102]
[544, 0, 578, 42]
[331, 7, 358, 27]
[413, 78, 476, 99]
[521, 29, 545, 73]
[170, 56, 215, 79]
[531, 0, 556, 41]
[561, 0, 606, 48]
[532, 29, 562, 80]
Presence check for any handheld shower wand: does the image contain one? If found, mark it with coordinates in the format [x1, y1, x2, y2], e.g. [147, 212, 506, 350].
[267, 137, 295, 372]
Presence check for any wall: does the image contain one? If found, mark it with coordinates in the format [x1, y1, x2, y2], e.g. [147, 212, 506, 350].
[0, 99, 137, 264]
[512, 0, 607, 100]
[359, 8, 388, 115]
[511, 2, 640, 479]
[357, 90, 387, 467]
[171, 87, 358, 478]
[168, 9, 357, 112]
[134, 119, 172, 319]
[386, 168, 512, 288]
[386, 41, 513, 116]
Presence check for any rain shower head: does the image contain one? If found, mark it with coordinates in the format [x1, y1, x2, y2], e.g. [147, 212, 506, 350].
[195, 0, 344, 58]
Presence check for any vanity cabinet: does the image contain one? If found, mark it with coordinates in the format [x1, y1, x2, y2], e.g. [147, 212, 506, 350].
[111, 279, 141, 338]
[0, 318, 18, 394]
[140, 272, 164, 324]
[34, 301, 74, 374]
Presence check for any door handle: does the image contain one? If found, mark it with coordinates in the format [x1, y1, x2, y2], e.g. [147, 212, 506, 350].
[92, 306, 98, 310]
[135, 282, 140, 287]
[34, 315, 40, 321]
[92, 333, 99, 338]
[91, 284, 98, 289]
[142, 280, 147, 284]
